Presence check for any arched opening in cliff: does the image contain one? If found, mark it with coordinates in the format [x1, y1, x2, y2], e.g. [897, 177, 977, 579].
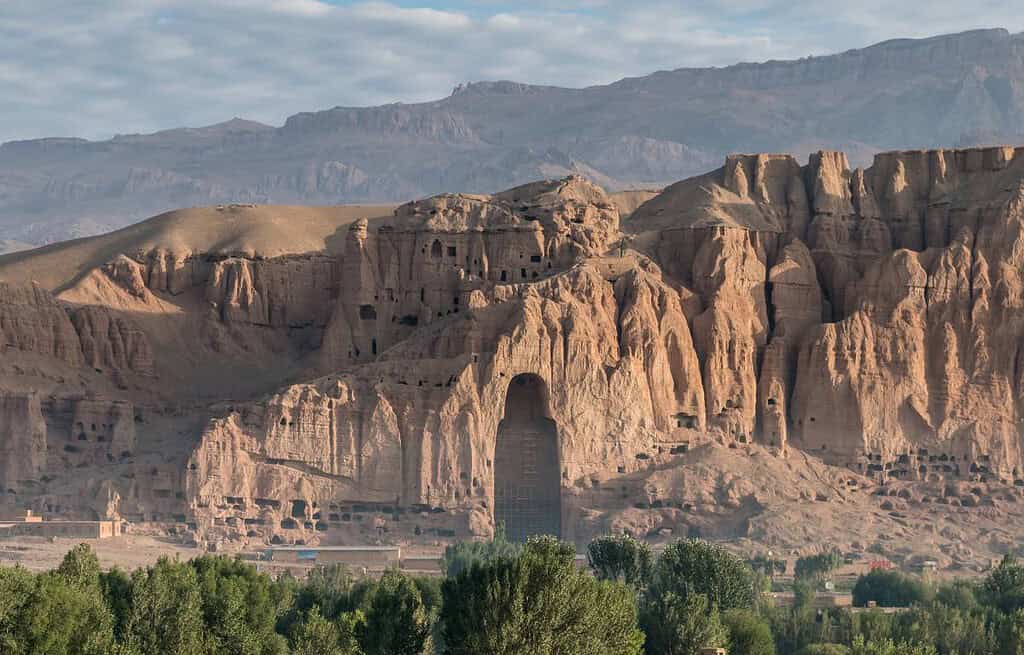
[431, 239, 443, 258]
[494, 373, 561, 541]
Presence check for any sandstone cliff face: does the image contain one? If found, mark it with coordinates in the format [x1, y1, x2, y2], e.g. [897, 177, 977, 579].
[629, 146, 1024, 488]
[0, 282, 84, 367]
[0, 393, 47, 491]
[71, 306, 155, 377]
[792, 150, 1024, 479]
[317, 177, 618, 369]
[186, 255, 707, 541]
[4, 147, 1024, 550]
[205, 255, 337, 329]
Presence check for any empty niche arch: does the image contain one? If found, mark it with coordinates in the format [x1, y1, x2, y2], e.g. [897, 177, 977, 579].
[430, 239, 443, 259]
[493, 373, 562, 541]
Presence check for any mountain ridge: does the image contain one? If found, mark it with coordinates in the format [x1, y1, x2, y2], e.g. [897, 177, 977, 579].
[4, 28, 1024, 248]
[7, 27, 1020, 147]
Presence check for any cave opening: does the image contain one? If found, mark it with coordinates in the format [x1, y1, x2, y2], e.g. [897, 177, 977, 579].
[494, 374, 561, 541]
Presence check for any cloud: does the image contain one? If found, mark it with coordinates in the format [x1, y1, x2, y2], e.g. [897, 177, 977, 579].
[0, 0, 1021, 143]
[269, 0, 333, 16]
[350, 2, 472, 30]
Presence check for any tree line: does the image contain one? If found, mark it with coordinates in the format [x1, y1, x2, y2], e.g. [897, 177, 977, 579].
[4, 533, 1024, 655]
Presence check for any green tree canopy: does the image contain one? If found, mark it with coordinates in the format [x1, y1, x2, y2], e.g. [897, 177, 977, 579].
[723, 608, 776, 655]
[983, 555, 1024, 614]
[587, 534, 653, 588]
[191, 555, 288, 655]
[893, 603, 992, 655]
[56, 543, 102, 591]
[648, 539, 758, 612]
[849, 635, 937, 655]
[795, 551, 843, 583]
[852, 570, 931, 608]
[357, 569, 431, 655]
[441, 535, 644, 655]
[0, 565, 35, 653]
[11, 571, 115, 655]
[440, 525, 521, 578]
[640, 591, 727, 655]
[100, 567, 133, 641]
[122, 558, 208, 655]
[289, 606, 345, 655]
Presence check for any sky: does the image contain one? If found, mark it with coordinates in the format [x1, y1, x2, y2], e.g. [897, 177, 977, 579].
[1, 0, 1022, 143]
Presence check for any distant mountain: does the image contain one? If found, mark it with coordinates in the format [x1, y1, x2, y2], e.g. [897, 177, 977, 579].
[0, 240, 32, 255]
[3, 28, 1024, 246]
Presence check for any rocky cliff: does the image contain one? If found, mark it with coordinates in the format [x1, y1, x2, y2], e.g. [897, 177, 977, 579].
[3, 147, 1024, 564]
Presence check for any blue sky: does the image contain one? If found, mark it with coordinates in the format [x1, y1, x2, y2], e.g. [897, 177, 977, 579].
[1, 1, 1021, 143]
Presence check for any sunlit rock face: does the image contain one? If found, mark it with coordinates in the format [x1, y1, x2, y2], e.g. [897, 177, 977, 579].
[4, 148, 1024, 548]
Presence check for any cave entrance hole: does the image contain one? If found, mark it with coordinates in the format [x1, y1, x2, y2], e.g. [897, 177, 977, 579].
[494, 373, 561, 541]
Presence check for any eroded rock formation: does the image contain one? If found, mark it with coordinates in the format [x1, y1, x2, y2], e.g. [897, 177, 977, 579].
[3, 148, 1024, 553]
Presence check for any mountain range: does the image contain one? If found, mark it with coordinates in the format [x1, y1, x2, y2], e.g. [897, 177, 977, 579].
[2, 27, 1024, 249]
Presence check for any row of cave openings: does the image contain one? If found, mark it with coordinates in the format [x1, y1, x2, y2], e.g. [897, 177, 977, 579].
[62, 419, 134, 462]
[345, 240, 556, 361]
[423, 238, 553, 282]
[215, 496, 457, 541]
[853, 450, 1012, 482]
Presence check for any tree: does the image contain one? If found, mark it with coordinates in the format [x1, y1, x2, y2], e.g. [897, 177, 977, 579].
[723, 608, 775, 655]
[795, 551, 843, 584]
[191, 555, 288, 655]
[852, 570, 930, 608]
[763, 581, 825, 655]
[934, 580, 980, 612]
[441, 536, 644, 655]
[848, 635, 936, 655]
[290, 606, 346, 655]
[893, 604, 991, 655]
[56, 543, 102, 590]
[984, 555, 1024, 614]
[337, 611, 366, 655]
[648, 539, 758, 611]
[749, 555, 787, 577]
[0, 565, 35, 654]
[440, 525, 521, 577]
[640, 591, 727, 655]
[996, 609, 1024, 655]
[100, 567, 133, 641]
[122, 558, 208, 655]
[299, 563, 355, 618]
[358, 569, 431, 655]
[410, 575, 443, 614]
[17, 571, 115, 655]
[588, 534, 653, 587]
[849, 609, 895, 647]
